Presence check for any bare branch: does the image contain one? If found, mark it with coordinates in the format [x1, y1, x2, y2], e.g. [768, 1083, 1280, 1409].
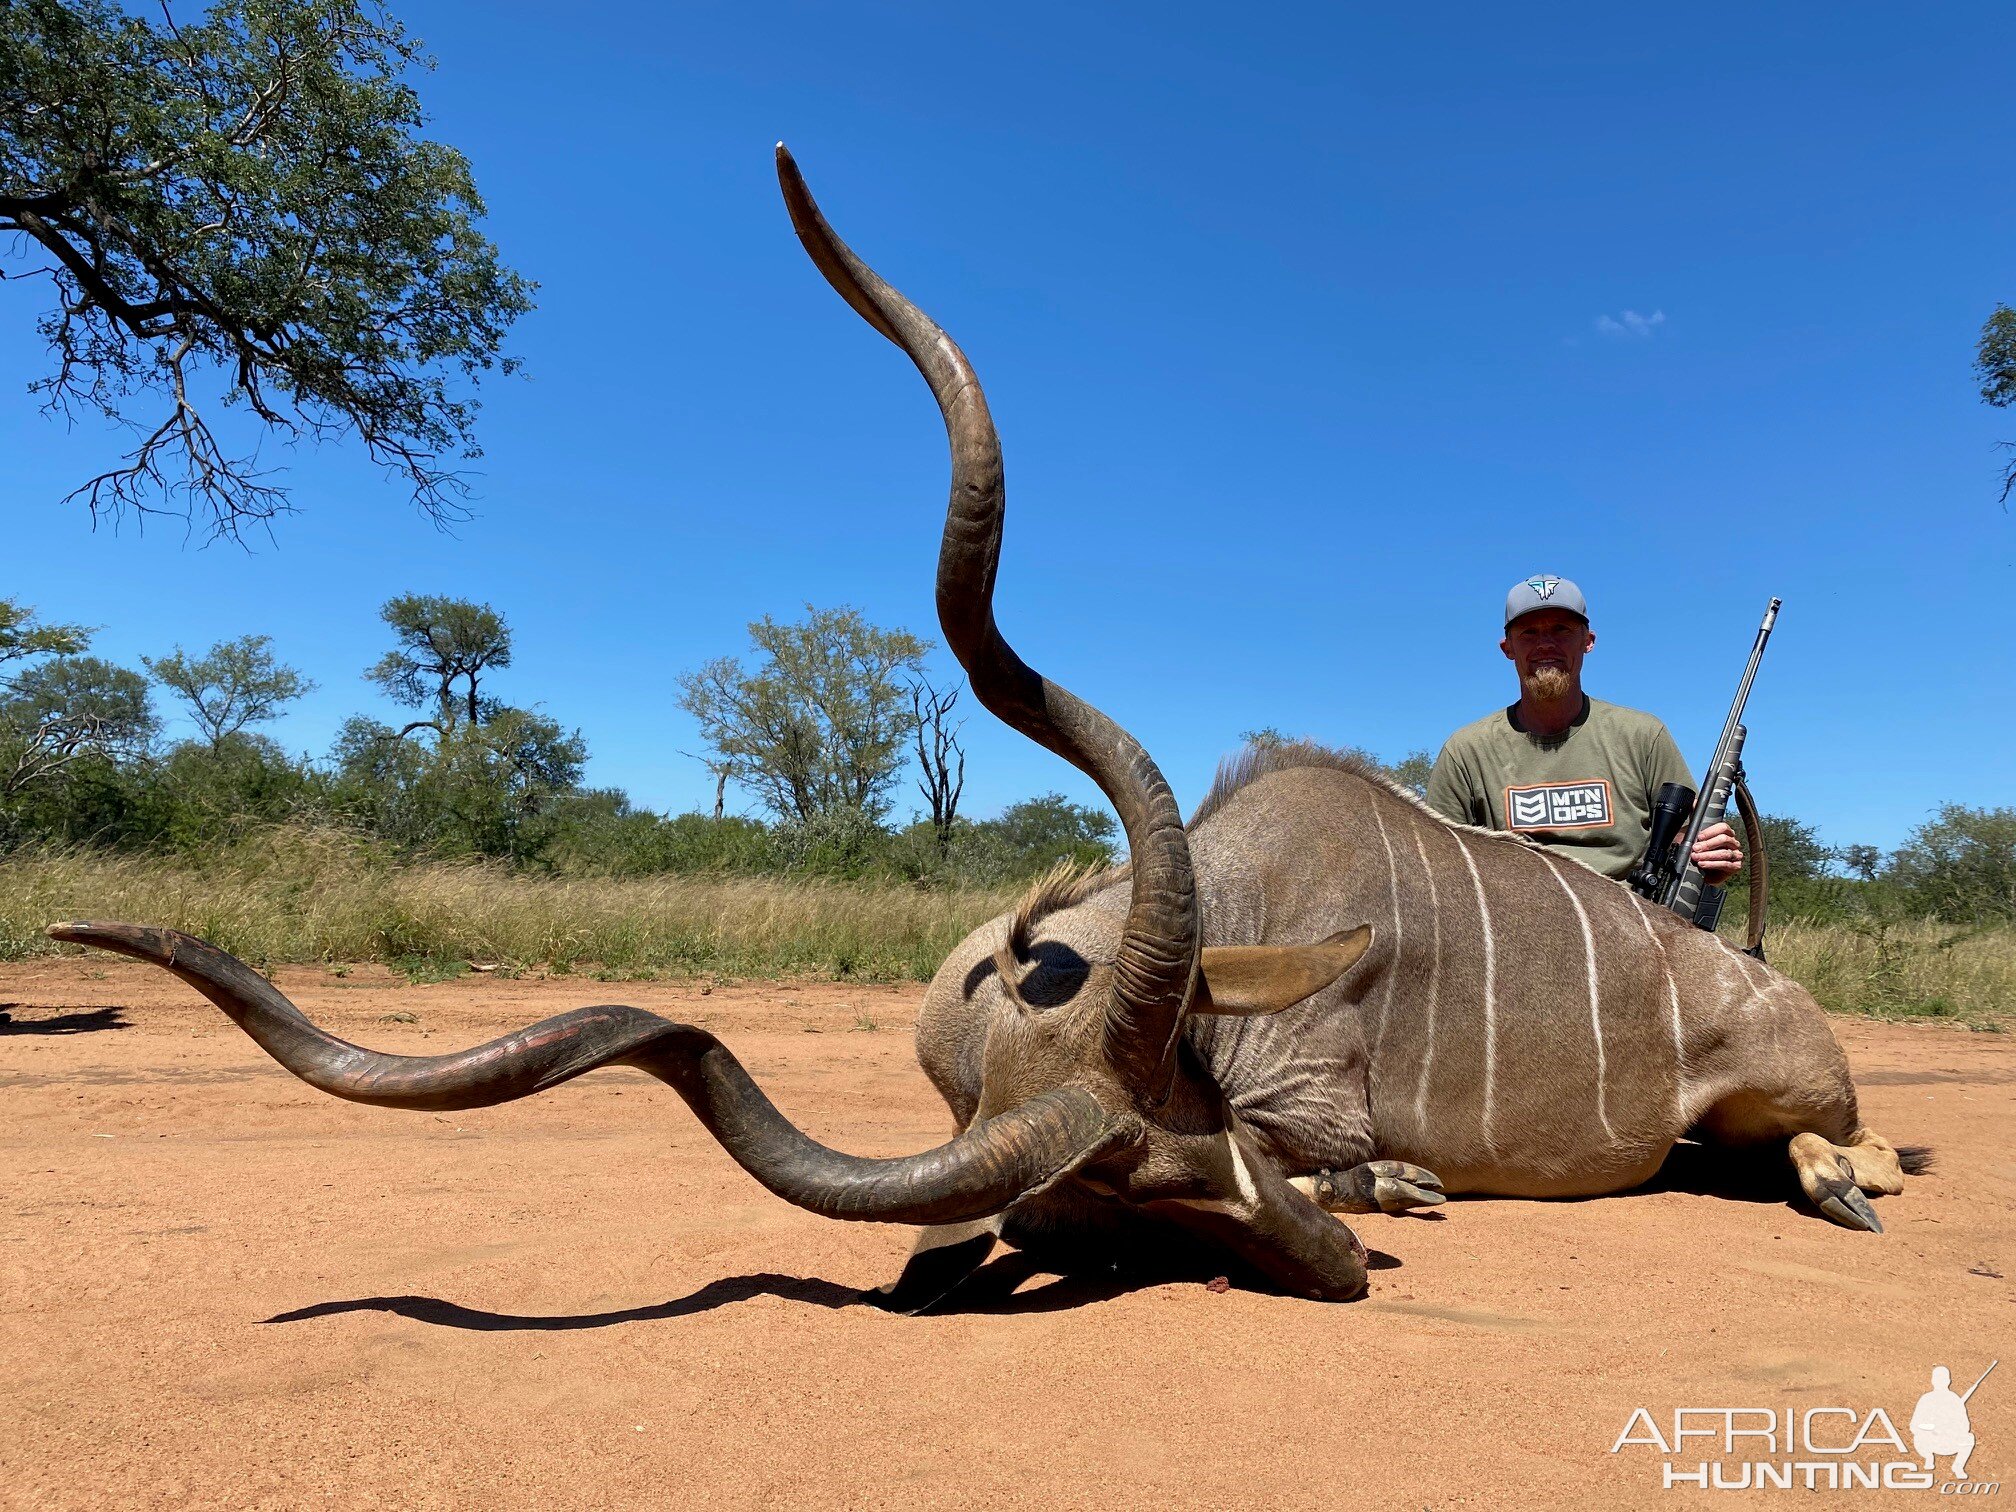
[3, 713, 114, 796]
[2, 0, 533, 537]
[910, 677, 967, 857]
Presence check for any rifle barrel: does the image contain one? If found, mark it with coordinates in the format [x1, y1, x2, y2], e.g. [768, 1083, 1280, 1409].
[1670, 597, 1780, 901]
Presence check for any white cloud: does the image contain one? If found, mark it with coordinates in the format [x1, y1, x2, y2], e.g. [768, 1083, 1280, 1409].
[1595, 309, 1666, 338]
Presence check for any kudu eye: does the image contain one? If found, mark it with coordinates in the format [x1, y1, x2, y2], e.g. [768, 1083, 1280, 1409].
[1007, 940, 1094, 1009]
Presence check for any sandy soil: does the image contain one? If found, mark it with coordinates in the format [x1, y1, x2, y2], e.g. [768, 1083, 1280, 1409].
[4, 956, 2011, 1509]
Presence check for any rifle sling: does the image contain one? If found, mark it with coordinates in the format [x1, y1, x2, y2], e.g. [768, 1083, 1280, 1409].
[1731, 771, 1769, 957]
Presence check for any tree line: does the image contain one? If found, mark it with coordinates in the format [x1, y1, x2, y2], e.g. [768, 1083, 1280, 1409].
[3, 591, 2010, 921]
[1736, 809, 2016, 932]
[0, 594, 1120, 886]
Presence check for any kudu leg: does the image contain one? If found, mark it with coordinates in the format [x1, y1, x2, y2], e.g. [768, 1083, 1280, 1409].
[1686, 992, 1926, 1235]
[1693, 1065, 1917, 1232]
[1834, 1128, 1909, 1194]
[1292, 1160, 1446, 1215]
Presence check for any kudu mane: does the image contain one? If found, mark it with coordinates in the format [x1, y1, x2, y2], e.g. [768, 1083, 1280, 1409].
[1189, 741, 1407, 829]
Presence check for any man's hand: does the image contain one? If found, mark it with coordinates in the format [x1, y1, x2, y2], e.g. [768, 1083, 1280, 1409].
[1691, 820, 1744, 884]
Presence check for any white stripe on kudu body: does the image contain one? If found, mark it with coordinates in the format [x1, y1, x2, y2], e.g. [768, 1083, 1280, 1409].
[1538, 852, 1615, 1141]
[1627, 893, 1689, 1122]
[1368, 797, 1404, 1054]
[1731, 945, 1772, 1001]
[1409, 824, 1443, 1131]
[1451, 832, 1498, 1150]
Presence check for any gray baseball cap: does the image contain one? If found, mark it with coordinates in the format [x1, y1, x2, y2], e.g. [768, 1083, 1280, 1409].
[1505, 574, 1588, 627]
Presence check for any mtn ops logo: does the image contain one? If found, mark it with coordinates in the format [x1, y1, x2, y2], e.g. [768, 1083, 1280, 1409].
[1611, 1360, 1998, 1493]
[1526, 576, 1562, 600]
[1505, 779, 1613, 832]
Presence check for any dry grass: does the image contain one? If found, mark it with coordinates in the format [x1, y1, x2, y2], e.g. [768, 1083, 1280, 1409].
[2, 835, 2008, 1025]
[1763, 916, 2012, 1030]
[0, 832, 1013, 983]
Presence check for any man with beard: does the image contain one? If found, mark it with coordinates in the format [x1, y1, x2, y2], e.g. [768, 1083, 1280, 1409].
[1423, 575, 1743, 883]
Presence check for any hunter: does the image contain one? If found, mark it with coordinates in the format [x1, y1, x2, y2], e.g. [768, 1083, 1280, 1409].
[1424, 574, 1744, 884]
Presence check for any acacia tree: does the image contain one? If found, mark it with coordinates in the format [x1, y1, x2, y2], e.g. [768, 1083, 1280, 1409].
[0, 599, 150, 798]
[677, 605, 930, 824]
[339, 597, 584, 857]
[2, 654, 156, 795]
[1978, 305, 2016, 502]
[0, 599, 89, 675]
[1889, 805, 2016, 924]
[331, 705, 584, 858]
[365, 594, 510, 733]
[145, 633, 312, 750]
[1384, 749, 1435, 797]
[0, 0, 534, 538]
[976, 794, 1116, 878]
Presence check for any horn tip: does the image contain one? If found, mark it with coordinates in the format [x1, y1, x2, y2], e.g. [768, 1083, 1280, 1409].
[45, 920, 159, 954]
[774, 143, 808, 206]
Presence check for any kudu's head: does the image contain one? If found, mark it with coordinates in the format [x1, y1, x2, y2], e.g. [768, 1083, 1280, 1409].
[46, 150, 1376, 1304]
[774, 146, 1375, 1298]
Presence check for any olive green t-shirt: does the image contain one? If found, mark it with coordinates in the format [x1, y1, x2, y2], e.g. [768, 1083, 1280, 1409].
[1423, 696, 1695, 878]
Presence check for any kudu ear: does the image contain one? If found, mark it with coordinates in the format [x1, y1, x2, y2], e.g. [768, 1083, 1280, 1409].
[1190, 926, 1373, 1016]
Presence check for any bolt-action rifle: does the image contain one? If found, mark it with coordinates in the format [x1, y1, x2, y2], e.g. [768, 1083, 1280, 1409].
[1627, 598, 1780, 957]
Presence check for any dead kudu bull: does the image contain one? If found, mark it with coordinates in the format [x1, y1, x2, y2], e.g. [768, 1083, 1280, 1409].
[50, 148, 1922, 1307]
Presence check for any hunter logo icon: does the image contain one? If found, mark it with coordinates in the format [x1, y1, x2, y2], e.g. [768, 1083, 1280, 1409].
[1912, 1360, 1994, 1481]
[1505, 779, 1613, 831]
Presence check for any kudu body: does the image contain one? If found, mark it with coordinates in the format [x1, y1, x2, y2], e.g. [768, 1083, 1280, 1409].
[917, 747, 1915, 1283]
[49, 149, 1916, 1308]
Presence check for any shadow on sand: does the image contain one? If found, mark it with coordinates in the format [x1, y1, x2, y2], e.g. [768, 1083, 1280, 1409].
[260, 1240, 1408, 1331]
[261, 1273, 864, 1331]
[0, 1006, 129, 1036]
[915, 1243, 1402, 1315]
[1634, 1140, 1802, 1208]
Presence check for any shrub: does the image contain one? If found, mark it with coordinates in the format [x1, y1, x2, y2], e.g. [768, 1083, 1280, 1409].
[1888, 805, 2016, 924]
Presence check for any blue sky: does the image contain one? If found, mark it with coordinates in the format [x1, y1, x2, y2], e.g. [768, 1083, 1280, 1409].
[4, 2, 2011, 851]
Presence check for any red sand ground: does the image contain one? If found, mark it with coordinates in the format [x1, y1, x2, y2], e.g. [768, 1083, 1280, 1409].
[4, 956, 2011, 1509]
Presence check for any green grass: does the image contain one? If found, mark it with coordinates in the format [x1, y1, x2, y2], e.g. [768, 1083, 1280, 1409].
[388, 953, 471, 986]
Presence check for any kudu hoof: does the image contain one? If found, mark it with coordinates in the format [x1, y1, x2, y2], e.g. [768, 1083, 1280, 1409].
[1309, 1161, 1446, 1215]
[1812, 1156, 1885, 1234]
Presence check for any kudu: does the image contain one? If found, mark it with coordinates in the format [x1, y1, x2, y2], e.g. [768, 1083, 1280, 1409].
[48, 148, 1920, 1307]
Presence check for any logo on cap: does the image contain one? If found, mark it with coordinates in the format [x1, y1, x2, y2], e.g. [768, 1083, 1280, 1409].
[1526, 576, 1561, 601]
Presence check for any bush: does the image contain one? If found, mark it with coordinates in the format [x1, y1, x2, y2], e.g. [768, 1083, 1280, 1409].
[1888, 805, 2016, 924]
[324, 711, 586, 862]
[878, 796, 1118, 888]
[770, 808, 892, 880]
[146, 736, 320, 851]
[542, 792, 780, 876]
[1717, 810, 1867, 927]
